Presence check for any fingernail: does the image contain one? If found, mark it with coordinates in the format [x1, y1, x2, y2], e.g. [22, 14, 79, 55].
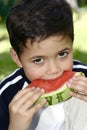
[31, 87, 35, 89]
[67, 79, 73, 87]
[36, 87, 40, 90]
[67, 82, 71, 87]
[40, 88, 45, 93]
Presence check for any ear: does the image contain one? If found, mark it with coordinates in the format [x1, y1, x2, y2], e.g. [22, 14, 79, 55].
[10, 48, 22, 68]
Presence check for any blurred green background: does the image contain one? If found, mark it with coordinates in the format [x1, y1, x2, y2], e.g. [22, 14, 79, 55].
[0, 0, 87, 81]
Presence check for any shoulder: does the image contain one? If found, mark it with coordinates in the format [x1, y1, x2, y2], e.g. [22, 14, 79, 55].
[0, 68, 23, 85]
[73, 59, 87, 77]
[0, 68, 24, 89]
[0, 68, 30, 103]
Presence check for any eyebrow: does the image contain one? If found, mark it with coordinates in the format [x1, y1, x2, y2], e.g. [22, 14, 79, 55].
[29, 48, 71, 60]
[29, 56, 43, 60]
[58, 47, 71, 53]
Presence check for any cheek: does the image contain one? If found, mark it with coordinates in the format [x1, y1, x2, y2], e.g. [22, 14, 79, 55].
[65, 59, 73, 70]
[24, 67, 44, 81]
[66, 62, 73, 70]
[61, 58, 73, 71]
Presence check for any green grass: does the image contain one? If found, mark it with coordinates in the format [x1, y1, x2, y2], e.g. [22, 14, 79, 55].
[0, 11, 87, 81]
[0, 24, 17, 80]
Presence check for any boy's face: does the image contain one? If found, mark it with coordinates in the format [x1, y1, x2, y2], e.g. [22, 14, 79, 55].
[12, 35, 73, 81]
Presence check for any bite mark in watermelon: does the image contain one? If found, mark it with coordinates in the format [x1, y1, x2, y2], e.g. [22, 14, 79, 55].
[27, 71, 84, 106]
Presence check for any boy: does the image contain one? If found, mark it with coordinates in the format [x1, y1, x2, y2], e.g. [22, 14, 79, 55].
[0, 0, 87, 130]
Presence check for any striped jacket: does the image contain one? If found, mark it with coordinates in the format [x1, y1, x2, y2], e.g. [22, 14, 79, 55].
[0, 60, 87, 130]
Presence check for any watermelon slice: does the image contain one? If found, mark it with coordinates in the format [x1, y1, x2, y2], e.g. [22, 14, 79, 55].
[27, 71, 84, 106]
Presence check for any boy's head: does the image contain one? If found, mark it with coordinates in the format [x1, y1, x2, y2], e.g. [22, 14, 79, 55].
[6, 0, 74, 81]
[6, 0, 74, 56]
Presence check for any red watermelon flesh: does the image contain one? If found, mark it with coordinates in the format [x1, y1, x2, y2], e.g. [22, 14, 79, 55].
[28, 70, 75, 93]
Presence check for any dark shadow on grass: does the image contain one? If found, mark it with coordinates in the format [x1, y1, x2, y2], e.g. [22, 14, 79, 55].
[0, 52, 17, 80]
[74, 49, 87, 64]
[0, 35, 8, 41]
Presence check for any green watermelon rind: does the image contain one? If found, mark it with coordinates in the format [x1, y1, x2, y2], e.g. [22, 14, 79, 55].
[36, 84, 72, 106]
[35, 72, 84, 106]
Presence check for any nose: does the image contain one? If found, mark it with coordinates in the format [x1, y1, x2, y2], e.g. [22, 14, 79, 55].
[47, 60, 60, 75]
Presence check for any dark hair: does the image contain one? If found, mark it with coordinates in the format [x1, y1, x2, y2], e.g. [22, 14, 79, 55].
[6, 0, 74, 55]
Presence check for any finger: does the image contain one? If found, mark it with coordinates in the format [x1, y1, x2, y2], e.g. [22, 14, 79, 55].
[74, 76, 87, 81]
[13, 87, 38, 105]
[9, 87, 45, 115]
[9, 88, 35, 111]
[11, 87, 35, 102]
[70, 91, 87, 102]
[70, 82, 87, 93]
[9, 87, 36, 111]
[20, 88, 45, 111]
[27, 98, 47, 118]
[67, 77, 87, 94]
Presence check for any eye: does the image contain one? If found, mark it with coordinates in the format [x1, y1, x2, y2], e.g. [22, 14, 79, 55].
[58, 51, 68, 58]
[32, 58, 44, 64]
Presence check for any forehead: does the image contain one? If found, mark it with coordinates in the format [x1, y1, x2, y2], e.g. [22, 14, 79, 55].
[19, 35, 72, 58]
[26, 35, 72, 50]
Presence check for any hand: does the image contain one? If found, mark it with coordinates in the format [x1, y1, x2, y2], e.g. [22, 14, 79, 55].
[8, 87, 46, 130]
[67, 76, 87, 102]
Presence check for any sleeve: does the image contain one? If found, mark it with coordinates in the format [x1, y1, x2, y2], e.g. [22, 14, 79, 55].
[0, 95, 9, 130]
[73, 60, 87, 77]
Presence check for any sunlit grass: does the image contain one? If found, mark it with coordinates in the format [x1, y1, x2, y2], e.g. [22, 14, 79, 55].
[0, 24, 17, 80]
[73, 11, 87, 52]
